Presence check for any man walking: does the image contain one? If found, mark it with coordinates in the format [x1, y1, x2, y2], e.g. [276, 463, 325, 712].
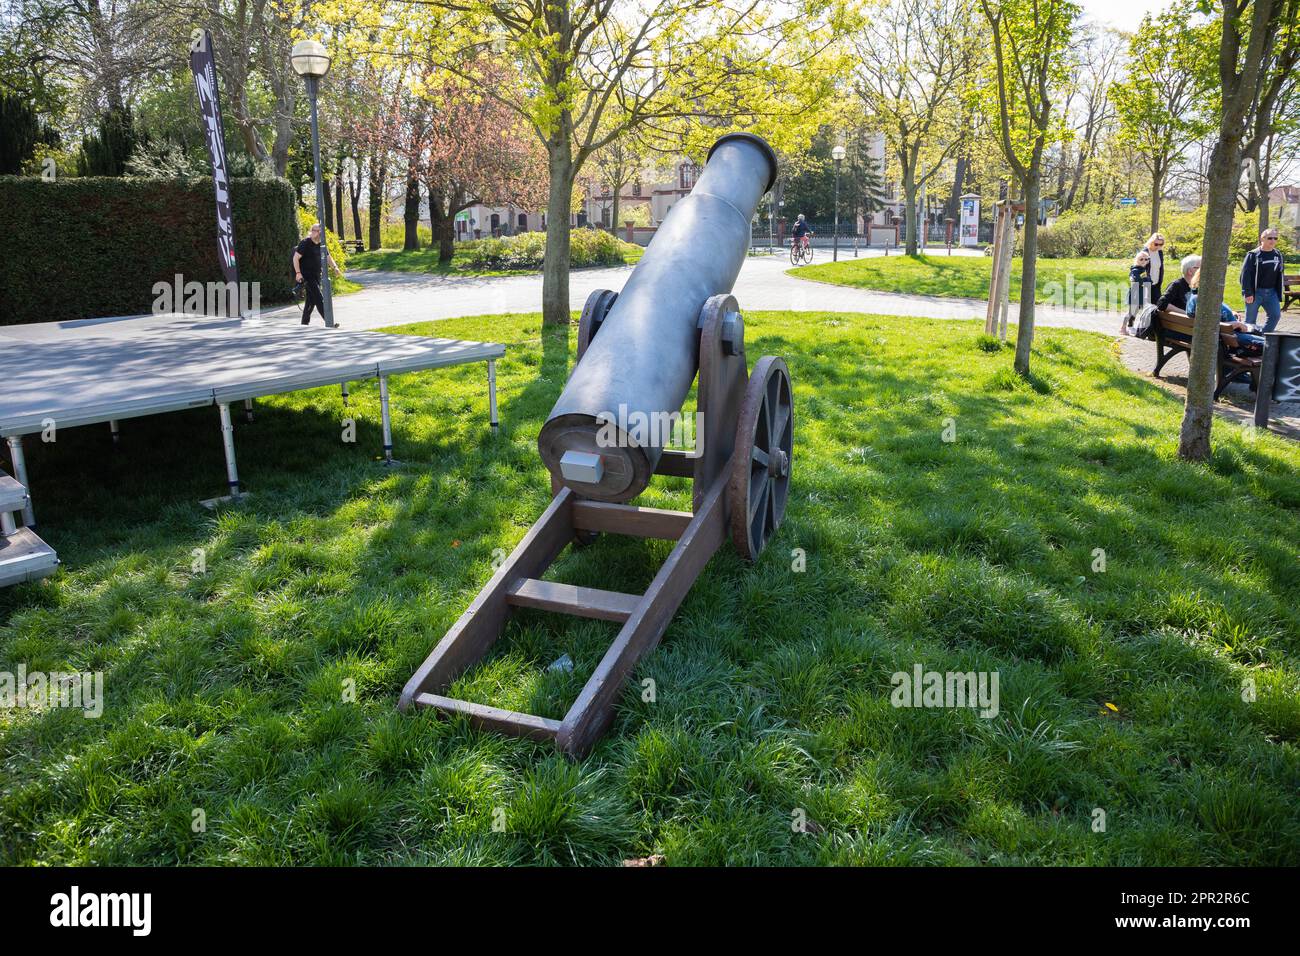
[293, 223, 341, 326]
[1241, 228, 1285, 333]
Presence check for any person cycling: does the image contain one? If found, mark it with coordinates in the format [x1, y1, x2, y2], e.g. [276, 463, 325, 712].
[792, 214, 814, 251]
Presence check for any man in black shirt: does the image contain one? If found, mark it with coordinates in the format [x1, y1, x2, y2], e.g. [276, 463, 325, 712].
[293, 223, 341, 326]
[1241, 228, 1285, 333]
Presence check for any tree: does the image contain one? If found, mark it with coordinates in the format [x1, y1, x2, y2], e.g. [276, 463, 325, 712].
[1057, 24, 1122, 212]
[417, 61, 548, 262]
[76, 105, 142, 175]
[0, 92, 59, 173]
[397, 0, 838, 326]
[978, 0, 1080, 376]
[1178, 0, 1300, 461]
[852, 0, 982, 255]
[1111, 6, 1213, 232]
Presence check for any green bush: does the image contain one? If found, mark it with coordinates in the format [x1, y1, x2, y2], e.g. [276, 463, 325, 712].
[380, 220, 431, 249]
[458, 227, 637, 271]
[1037, 202, 1295, 262]
[296, 207, 347, 273]
[0, 175, 298, 325]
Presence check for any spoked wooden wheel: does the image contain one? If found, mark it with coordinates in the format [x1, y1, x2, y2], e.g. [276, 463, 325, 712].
[728, 356, 793, 561]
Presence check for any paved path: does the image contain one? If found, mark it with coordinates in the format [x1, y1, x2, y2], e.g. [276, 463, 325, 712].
[263, 252, 1117, 335]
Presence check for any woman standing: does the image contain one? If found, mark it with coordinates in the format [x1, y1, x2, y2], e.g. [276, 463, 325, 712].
[1140, 232, 1167, 298]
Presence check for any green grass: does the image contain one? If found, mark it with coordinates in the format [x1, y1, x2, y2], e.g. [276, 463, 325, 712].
[795, 255, 1249, 310]
[2, 312, 1298, 865]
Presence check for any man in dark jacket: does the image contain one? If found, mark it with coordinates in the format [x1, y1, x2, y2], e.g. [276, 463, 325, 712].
[1241, 228, 1285, 333]
[293, 223, 341, 326]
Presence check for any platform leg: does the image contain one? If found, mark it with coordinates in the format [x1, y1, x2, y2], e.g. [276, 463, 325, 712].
[218, 403, 241, 497]
[109, 419, 120, 447]
[244, 398, 254, 424]
[1, 510, 16, 535]
[379, 374, 395, 465]
[488, 359, 499, 432]
[6, 436, 34, 527]
[341, 382, 349, 407]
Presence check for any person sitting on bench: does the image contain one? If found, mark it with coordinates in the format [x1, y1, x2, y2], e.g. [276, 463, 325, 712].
[1186, 267, 1266, 358]
[1154, 255, 1201, 341]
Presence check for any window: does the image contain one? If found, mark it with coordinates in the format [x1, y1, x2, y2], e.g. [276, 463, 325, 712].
[680, 163, 699, 190]
[632, 180, 642, 197]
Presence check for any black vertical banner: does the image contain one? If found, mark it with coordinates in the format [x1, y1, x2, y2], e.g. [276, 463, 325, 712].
[189, 29, 239, 289]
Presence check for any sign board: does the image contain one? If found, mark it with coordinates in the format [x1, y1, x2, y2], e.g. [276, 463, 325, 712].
[959, 193, 980, 247]
[188, 29, 240, 302]
[1119, 197, 1137, 206]
[1254, 332, 1300, 430]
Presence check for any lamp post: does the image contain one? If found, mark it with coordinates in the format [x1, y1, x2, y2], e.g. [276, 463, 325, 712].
[291, 39, 335, 329]
[831, 143, 845, 262]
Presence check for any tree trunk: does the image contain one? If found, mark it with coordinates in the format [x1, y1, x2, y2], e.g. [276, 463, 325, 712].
[1150, 164, 1164, 235]
[350, 173, 362, 241]
[902, 168, 919, 257]
[368, 153, 384, 250]
[1178, 137, 1240, 461]
[1013, 164, 1042, 377]
[403, 173, 421, 251]
[946, 152, 968, 222]
[322, 178, 333, 232]
[543, 147, 574, 327]
[611, 187, 621, 236]
[335, 155, 345, 240]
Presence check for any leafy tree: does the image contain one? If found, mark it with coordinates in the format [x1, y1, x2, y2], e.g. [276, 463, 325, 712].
[1111, 5, 1214, 232]
[391, 0, 840, 326]
[76, 107, 143, 176]
[853, 0, 983, 254]
[0, 92, 59, 174]
[1178, 0, 1300, 461]
[978, 0, 1080, 376]
[782, 124, 888, 224]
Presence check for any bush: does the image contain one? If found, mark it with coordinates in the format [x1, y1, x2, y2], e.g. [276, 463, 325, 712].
[1036, 202, 1295, 262]
[0, 175, 299, 325]
[296, 207, 347, 273]
[458, 227, 637, 271]
[380, 220, 431, 249]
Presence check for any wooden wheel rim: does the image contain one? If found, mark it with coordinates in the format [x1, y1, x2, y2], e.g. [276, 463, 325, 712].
[729, 356, 793, 561]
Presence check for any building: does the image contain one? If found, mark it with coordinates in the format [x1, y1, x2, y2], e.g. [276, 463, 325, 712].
[1269, 185, 1300, 239]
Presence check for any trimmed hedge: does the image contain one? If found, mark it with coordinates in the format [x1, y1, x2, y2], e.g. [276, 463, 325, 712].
[0, 176, 299, 325]
[459, 228, 638, 271]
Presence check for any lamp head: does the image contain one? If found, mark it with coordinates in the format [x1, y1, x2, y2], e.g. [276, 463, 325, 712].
[831, 144, 846, 162]
[291, 39, 330, 79]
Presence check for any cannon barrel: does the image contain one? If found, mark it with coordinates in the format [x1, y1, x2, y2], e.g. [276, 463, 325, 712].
[538, 132, 778, 502]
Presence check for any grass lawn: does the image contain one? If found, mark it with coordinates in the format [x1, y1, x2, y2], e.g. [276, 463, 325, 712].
[350, 244, 643, 276]
[2, 312, 1298, 865]
[794, 255, 1249, 310]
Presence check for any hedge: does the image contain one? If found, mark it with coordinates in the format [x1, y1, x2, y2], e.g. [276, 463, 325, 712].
[0, 175, 299, 325]
[1035, 202, 1296, 261]
[459, 228, 638, 271]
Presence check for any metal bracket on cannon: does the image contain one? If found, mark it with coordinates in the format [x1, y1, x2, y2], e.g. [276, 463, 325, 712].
[399, 289, 793, 758]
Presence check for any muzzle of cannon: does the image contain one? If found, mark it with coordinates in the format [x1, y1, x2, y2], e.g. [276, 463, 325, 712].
[539, 132, 779, 502]
[402, 132, 795, 757]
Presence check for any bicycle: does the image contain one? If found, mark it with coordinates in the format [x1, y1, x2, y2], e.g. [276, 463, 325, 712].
[789, 235, 814, 266]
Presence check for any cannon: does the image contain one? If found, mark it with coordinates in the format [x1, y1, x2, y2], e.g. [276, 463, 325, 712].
[400, 133, 794, 757]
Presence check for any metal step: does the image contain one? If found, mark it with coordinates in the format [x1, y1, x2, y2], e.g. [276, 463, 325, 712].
[0, 526, 59, 588]
[0, 474, 29, 514]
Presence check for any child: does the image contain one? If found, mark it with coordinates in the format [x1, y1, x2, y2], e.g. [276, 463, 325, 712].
[1125, 250, 1153, 335]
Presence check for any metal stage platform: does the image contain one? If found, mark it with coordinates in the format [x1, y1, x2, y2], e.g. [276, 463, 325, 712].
[0, 312, 504, 528]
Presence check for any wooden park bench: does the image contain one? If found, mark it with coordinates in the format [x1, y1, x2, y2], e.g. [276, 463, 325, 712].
[341, 238, 365, 255]
[1152, 308, 1262, 400]
[1284, 274, 1299, 311]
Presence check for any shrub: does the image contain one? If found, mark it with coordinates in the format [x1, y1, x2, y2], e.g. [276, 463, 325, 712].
[1036, 202, 1295, 261]
[458, 227, 638, 271]
[296, 207, 347, 273]
[0, 175, 299, 325]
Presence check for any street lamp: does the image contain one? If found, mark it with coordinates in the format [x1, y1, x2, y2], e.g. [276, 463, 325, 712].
[291, 39, 335, 329]
[831, 143, 846, 262]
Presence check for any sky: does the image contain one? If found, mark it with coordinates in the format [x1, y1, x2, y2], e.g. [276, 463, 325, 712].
[1077, 0, 1167, 32]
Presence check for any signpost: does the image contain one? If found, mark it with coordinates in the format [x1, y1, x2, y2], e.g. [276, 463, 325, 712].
[959, 193, 980, 247]
[1119, 197, 1138, 206]
[1254, 332, 1300, 430]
